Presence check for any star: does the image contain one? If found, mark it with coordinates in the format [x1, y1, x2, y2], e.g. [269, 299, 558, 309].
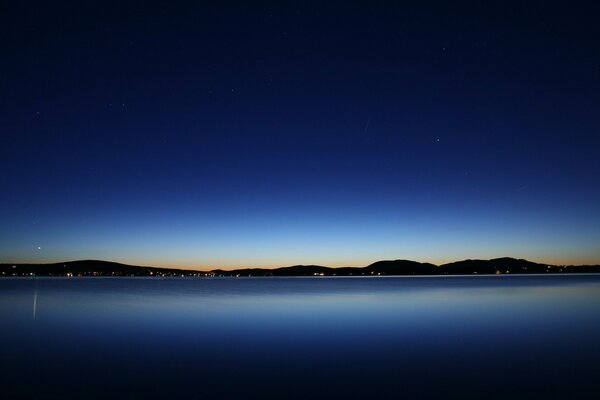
[37, 246, 41, 250]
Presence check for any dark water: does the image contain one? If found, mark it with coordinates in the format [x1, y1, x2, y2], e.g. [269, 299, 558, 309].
[1, 275, 600, 399]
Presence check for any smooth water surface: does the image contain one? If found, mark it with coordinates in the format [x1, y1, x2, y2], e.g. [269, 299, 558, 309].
[1, 275, 600, 399]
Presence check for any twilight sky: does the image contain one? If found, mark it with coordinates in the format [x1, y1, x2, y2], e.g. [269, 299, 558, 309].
[1, 1, 599, 269]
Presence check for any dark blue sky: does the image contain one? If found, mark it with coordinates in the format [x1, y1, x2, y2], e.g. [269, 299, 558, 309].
[2, 1, 599, 268]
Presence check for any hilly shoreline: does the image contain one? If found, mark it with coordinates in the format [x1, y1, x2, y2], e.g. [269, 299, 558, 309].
[2, 257, 600, 277]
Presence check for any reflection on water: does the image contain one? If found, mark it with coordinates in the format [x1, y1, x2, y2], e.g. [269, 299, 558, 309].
[1, 275, 600, 399]
[32, 284, 37, 320]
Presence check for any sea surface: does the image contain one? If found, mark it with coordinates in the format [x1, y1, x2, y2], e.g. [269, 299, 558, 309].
[1, 275, 599, 399]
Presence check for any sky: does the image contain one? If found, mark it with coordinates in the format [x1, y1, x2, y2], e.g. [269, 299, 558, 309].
[1, 1, 599, 269]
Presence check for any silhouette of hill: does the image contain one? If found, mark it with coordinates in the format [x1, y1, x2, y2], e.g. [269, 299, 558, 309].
[1, 257, 599, 277]
[364, 260, 439, 275]
[439, 257, 549, 274]
[0, 260, 201, 277]
[205, 258, 599, 276]
[274, 265, 332, 276]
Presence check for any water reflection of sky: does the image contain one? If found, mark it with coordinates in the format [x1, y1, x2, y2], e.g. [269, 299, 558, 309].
[1, 275, 599, 399]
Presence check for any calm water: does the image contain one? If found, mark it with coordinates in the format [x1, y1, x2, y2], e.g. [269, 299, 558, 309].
[1, 275, 600, 399]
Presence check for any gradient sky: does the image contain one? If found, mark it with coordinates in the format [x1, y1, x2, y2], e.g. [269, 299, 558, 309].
[1, 1, 599, 269]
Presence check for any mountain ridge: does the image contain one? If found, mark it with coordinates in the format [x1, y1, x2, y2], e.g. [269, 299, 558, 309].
[2, 257, 599, 277]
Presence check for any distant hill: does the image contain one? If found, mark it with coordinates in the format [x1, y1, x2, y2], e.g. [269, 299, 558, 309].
[273, 265, 332, 276]
[2, 257, 599, 277]
[440, 257, 549, 274]
[205, 258, 599, 277]
[364, 260, 439, 275]
[0, 260, 202, 277]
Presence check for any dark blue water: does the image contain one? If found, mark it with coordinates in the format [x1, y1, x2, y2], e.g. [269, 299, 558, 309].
[1, 275, 599, 399]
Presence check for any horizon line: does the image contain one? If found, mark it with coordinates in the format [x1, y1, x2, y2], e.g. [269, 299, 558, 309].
[3, 256, 600, 272]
